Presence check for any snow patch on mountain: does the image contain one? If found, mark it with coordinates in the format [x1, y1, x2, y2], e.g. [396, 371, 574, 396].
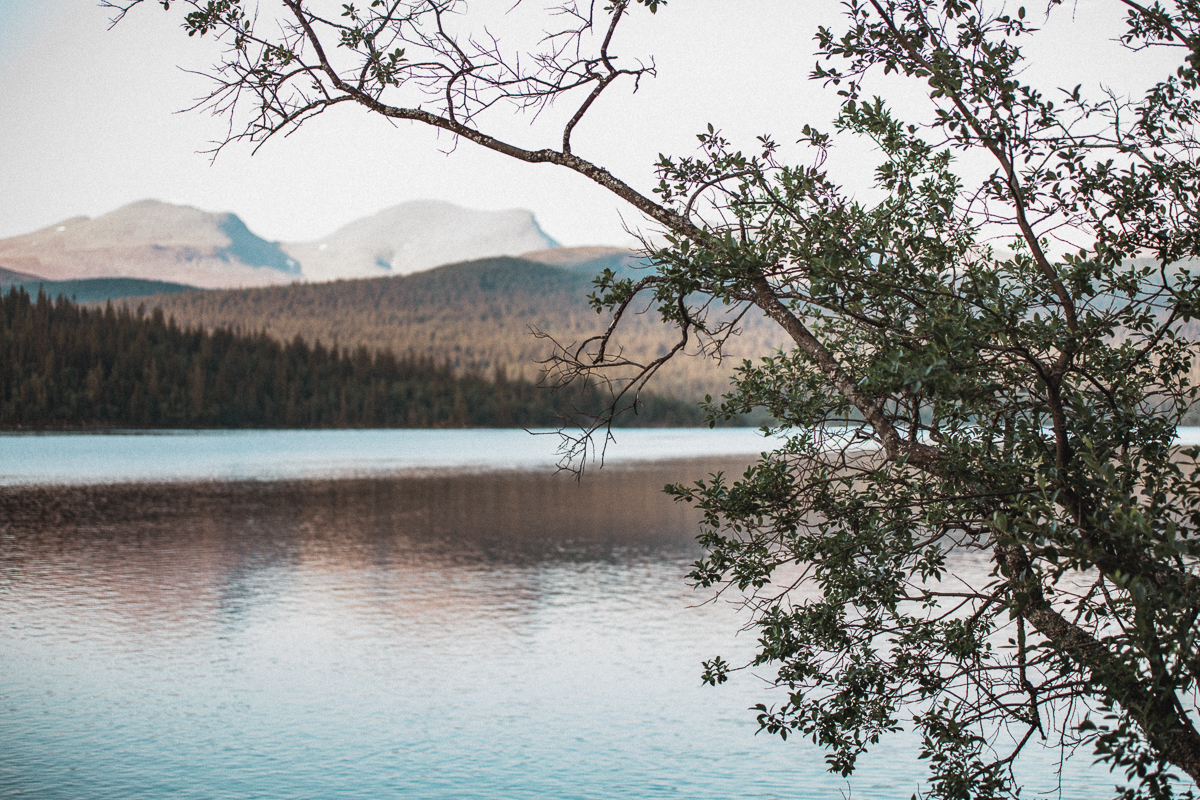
[283, 200, 559, 282]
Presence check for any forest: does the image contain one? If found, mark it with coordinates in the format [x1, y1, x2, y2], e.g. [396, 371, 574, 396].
[0, 287, 704, 429]
[144, 256, 790, 401]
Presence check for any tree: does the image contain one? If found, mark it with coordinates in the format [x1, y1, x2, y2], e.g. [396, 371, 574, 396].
[109, 0, 1200, 796]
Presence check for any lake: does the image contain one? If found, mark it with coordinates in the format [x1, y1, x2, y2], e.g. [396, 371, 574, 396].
[0, 428, 777, 486]
[1, 428, 1166, 798]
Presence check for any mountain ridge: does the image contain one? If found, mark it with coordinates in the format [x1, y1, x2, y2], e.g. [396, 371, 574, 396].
[0, 200, 298, 289]
[281, 200, 560, 281]
[0, 199, 578, 289]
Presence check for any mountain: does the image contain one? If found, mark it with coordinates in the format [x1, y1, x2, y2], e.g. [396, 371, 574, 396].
[282, 200, 560, 281]
[141, 256, 790, 401]
[0, 242, 640, 305]
[0, 288, 706, 429]
[0, 200, 300, 290]
[1, 199, 567, 287]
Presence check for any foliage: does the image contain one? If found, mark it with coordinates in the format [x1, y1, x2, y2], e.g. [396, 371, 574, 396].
[115, 0, 1200, 796]
[651, 3, 1200, 798]
[0, 286, 701, 428]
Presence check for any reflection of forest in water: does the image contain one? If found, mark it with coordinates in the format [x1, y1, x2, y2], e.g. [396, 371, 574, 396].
[2, 456, 739, 558]
[0, 460, 1112, 800]
[1, 460, 747, 634]
[0, 458, 824, 800]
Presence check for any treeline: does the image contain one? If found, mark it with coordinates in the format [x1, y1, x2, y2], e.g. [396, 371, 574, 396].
[0, 287, 705, 429]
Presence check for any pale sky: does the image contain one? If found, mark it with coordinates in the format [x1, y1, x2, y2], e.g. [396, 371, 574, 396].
[0, 0, 1179, 247]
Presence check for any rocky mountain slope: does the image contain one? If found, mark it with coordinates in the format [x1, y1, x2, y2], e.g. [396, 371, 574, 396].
[0, 200, 299, 290]
[0, 199, 569, 288]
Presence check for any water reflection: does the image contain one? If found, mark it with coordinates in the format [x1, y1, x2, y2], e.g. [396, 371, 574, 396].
[1, 460, 1110, 799]
[2, 462, 716, 632]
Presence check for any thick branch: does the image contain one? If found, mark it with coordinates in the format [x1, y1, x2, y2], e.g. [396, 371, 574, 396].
[999, 542, 1200, 785]
[748, 273, 943, 471]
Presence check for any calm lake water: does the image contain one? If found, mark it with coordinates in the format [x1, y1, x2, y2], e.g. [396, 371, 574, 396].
[1, 428, 1166, 798]
[0, 428, 778, 486]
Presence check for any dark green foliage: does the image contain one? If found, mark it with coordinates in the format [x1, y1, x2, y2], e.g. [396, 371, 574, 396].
[0, 287, 702, 429]
[635, 2, 1200, 797]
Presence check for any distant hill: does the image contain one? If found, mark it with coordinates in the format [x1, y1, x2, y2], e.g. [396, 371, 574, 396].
[142, 256, 791, 401]
[12, 277, 199, 304]
[0, 200, 300, 289]
[2, 262, 200, 302]
[0, 266, 42, 285]
[281, 200, 560, 281]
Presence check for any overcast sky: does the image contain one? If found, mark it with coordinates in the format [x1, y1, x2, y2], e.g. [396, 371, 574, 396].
[0, 0, 1177, 247]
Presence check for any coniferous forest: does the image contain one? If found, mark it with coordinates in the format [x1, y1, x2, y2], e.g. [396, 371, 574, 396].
[0, 288, 705, 429]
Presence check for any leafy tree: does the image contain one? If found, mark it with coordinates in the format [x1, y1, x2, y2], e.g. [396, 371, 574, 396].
[111, 0, 1200, 795]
